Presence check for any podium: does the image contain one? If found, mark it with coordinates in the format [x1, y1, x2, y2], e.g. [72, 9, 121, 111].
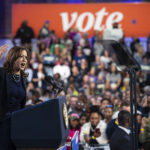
[10, 96, 69, 150]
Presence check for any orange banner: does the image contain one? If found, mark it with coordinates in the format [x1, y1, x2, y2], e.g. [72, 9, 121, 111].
[12, 3, 150, 37]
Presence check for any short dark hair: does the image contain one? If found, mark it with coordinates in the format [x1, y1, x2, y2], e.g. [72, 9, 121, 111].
[80, 113, 89, 122]
[90, 111, 101, 118]
[118, 110, 131, 126]
[89, 106, 104, 119]
[120, 101, 130, 108]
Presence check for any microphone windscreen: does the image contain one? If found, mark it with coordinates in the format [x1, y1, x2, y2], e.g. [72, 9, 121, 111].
[45, 76, 54, 84]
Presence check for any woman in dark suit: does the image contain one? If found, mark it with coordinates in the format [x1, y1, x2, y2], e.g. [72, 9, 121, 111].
[0, 45, 29, 150]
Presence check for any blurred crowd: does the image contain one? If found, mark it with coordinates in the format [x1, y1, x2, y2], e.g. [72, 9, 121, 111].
[13, 20, 150, 150]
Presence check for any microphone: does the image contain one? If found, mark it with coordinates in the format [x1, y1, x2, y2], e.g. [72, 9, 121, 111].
[45, 76, 64, 91]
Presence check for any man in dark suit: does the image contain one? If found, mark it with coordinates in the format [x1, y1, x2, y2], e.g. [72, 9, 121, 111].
[110, 110, 131, 150]
[106, 101, 130, 140]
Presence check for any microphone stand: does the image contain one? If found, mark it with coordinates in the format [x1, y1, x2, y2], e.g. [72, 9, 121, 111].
[51, 83, 64, 98]
[55, 87, 64, 97]
[128, 68, 138, 150]
[102, 40, 141, 150]
[45, 76, 65, 98]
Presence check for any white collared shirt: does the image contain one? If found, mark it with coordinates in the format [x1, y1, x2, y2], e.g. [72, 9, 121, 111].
[80, 121, 108, 144]
[118, 126, 130, 135]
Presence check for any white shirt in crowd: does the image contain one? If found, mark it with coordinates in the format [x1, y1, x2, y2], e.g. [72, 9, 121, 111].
[25, 68, 33, 83]
[100, 56, 111, 68]
[103, 28, 124, 42]
[112, 111, 119, 119]
[80, 120, 108, 145]
[53, 64, 70, 83]
[37, 72, 45, 88]
[118, 126, 130, 135]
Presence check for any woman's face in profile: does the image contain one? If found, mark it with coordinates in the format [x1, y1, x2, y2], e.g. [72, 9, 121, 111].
[14, 50, 28, 72]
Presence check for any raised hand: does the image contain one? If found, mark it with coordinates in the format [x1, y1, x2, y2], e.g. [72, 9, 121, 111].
[0, 45, 9, 60]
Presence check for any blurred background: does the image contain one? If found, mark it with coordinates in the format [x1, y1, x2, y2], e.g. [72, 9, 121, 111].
[0, 0, 149, 38]
[1, 1, 150, 150]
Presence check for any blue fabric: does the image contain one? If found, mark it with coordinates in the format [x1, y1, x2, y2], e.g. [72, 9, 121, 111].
[43, 54, 56, 66]
[0, 68, 26, 150]
[0, 68, 26, 121]
[110, 127, 131, 150]
[7, 74, 26, 113]
[106, 119, 118, 140]
[73, 55, 86, 67]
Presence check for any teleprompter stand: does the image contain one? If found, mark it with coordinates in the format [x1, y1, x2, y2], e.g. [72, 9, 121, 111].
[103, 40, 141, 150]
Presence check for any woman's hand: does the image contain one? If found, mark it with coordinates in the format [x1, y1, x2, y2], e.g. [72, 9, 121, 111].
[0, 45, 8, 60]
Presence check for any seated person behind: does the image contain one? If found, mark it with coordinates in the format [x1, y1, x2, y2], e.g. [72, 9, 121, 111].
[80, 107, 107, 146]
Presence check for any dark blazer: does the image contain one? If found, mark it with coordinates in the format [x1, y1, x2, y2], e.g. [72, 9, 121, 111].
[110, 127, 131, 150]
[0, 68, 26, 121]
[106, 119, 118, 140]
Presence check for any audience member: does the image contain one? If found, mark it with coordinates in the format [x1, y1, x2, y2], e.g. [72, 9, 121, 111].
[110, 110, 131, 150]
